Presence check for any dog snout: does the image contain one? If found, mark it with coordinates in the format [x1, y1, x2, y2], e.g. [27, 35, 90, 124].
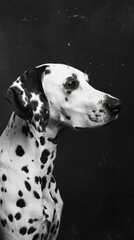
[105, 96, 122, 115]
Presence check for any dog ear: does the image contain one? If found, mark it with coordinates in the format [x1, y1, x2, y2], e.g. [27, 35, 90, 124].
[5, 65, 50, 132]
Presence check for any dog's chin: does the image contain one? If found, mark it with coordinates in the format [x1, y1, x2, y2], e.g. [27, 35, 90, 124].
[74, 126, 85, 131]
[74, 114, 119, 130]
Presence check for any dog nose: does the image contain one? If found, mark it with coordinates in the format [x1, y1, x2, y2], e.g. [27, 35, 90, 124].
[105, 96, 122, 114]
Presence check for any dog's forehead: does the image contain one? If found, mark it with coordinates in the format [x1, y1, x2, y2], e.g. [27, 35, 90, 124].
[41, 64, 88, 84]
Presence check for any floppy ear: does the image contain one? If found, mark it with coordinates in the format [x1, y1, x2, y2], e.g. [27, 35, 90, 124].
[5, 65, 50, 132]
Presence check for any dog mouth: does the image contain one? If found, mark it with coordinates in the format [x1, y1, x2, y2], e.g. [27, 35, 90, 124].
[60, 104, 120, 130]
[88, 111, 119, 124]
[88, 114, 104, 123]
[75, 127, 85, 130]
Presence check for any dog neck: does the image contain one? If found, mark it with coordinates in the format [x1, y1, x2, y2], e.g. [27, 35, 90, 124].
[0, 113, 64, 239]
[2, 113, 62, 181]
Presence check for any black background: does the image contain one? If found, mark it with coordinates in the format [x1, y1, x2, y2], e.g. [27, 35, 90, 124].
[0, 0, 134, 239]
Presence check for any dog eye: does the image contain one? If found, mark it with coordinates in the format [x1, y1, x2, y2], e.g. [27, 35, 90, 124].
[64, 77, 79, 91]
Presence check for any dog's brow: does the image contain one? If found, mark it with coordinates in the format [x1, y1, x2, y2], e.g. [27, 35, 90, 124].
[72, 73, 78, 79]
[66, 73, 78, 81]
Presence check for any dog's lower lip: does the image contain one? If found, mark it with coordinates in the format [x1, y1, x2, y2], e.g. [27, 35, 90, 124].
[88, 115, 102, 123]
[75, 127, 84, 130]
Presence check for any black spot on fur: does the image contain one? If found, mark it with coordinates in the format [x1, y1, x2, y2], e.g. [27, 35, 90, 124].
[56, 220, 60, 229]
[32, 233, 39, 240]
[30, 131, 34, 138]
[67, 90, 71, 94]
[41, 233, 45, 240]
[0, 199, 3, 204]
[45, 68, 51, 75]
[21, 165, 29, 173]
[24, 181, 31, 191]
[18, 191, 23, 197]
[2, 174, 7, 181]
[14, 212, 21, 220]
[1, 187, 4, 192]
[34, 218, 38, 222]
[35, 114, 40, 122]
[55, 184, 58, 193]
[40, 136, 45, 145]
[35, 140, 39, 147]
[50, 192, 58, 204]
[16, 198, 26, 208]
[45, 213, 49, 218]
[47, 221, 51, 232]
[54, 229, 57, 235]
[52, 209, 56, 222]
[41, 164, 44, 169]
[13, 113, 16, 121]
[21, 125, 30, 137]
[28, 219, 33, 224]
[41, 176, 47, 191]
[51, 151, 54, 159]
[1, 219, 7, 227]
[35, 176, 40, 184]
[19, 227, 27, 235]
[8, 214, 13, 222]
[15, 145, 25, 157]
[51, 224, 56, 234]
[40, 149, 50, 164]
[31, 100, 38, 111]
[65, 97, 68, 101]
[33, 191, 40, 199]
[48, 182, 51, 189]
[28, 226, 36, 234]
[47, 165, 51, 175]
[51, 176, 55, 183]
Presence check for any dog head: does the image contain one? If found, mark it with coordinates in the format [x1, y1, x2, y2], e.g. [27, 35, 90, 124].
[6, 63, 121, 132]
[41, 64, 121, 130]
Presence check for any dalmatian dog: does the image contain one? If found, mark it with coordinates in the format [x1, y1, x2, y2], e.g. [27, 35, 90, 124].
[0, 63, 121, 240]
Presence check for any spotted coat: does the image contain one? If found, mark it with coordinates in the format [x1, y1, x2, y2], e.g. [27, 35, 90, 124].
[0, 63, 121, 240]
